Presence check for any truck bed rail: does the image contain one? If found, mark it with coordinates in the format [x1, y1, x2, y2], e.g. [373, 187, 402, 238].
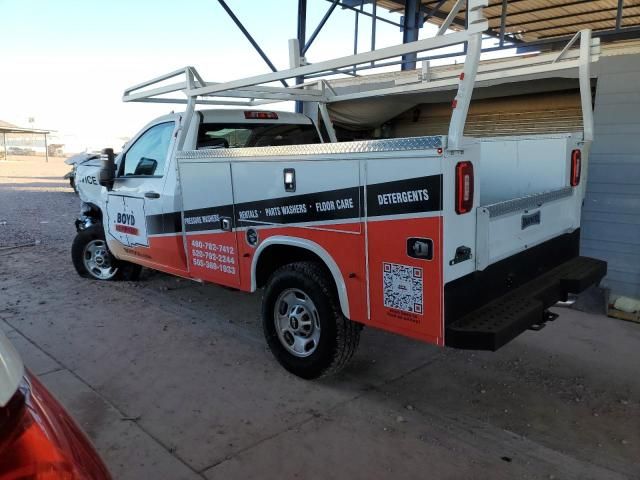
[177, 135, 444, 160]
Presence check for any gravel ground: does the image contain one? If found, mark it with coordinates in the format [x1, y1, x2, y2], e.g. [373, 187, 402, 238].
[0, 158, 638, 479]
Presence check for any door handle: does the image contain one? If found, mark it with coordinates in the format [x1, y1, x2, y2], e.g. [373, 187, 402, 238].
[220, 217, 233, 232]
[144, 191, 160, 199]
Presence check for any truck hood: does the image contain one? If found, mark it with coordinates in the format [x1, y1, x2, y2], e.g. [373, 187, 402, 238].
[65, 152, 101, 166]
[0, 330, 24, 407]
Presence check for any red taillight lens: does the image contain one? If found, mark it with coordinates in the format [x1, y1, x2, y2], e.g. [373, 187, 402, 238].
[244, 111, 278, 120]
[570, 149, 581, 187]
[0, 373, 112, 479]
[455, 161, 474, 214]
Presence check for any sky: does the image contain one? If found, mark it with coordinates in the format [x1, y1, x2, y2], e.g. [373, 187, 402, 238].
[0, 0, 465, 151]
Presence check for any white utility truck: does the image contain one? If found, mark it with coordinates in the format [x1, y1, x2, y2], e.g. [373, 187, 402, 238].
[73, 0, 606, 378]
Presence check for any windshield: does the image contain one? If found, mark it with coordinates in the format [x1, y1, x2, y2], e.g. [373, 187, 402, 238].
[197, 123, 321, 149]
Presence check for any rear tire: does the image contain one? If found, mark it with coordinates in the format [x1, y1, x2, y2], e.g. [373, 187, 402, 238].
[71, 225, 142, 281]
[262, 261, 360, 379]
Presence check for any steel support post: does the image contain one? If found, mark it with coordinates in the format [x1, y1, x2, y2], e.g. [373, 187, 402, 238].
[499, 0, 508, 46]
[354, 1, 363, 74]
[303, 0, 340, 55]
[44, 134, 48, 163]
[616, 0, 624, 30]
[371, 0, 377, 54]
[464, 0, 469, 54]
[401, 0, 421, 70]
[216, 0, 288, 87]
[296, 0, 307, 113]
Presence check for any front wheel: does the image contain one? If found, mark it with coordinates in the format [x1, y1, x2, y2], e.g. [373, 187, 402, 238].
[71, 225, 141, 281]
[262, 261, 360, 379]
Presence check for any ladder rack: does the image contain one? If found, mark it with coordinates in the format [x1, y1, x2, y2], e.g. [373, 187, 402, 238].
[122, 0, 599, 149]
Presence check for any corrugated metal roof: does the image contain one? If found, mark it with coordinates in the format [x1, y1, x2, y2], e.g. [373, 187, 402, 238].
[0, 120, 50, 134]
[378, 0, 640, 41]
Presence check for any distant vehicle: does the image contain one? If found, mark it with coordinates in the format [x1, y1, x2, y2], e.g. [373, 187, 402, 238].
[0, 330, 112, 478]
[7, 147, 36, 156]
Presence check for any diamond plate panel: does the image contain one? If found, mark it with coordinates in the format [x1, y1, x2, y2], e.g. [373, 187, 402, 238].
[483, 187, 574, 218]
[177, 136, 444, 160]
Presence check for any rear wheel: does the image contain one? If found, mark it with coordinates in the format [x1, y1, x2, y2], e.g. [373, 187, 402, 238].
[262, 261, 360, 379]
[71, 225, 141, 281]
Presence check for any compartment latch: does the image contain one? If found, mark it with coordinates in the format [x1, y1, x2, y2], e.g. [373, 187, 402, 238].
[450, 246, 472, 266]
[407, 238, 433, 260]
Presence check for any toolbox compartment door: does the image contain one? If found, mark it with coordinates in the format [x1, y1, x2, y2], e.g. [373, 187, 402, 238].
[231, 160, 361, 233]
[365, 156, 444, 345]
[180, 161, 240, 287]
[475, 187, 581, 271]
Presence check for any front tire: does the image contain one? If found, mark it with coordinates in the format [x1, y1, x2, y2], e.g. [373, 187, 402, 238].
[262, 261, 360, 379]
[71, 225, 141, 281]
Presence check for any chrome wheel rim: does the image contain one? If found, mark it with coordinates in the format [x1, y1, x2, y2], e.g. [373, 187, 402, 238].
[273, 288, 321, 357]
[83, 239, 118, 280]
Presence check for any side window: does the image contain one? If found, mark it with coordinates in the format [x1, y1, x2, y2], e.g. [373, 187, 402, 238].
[121, 122, 175, 177]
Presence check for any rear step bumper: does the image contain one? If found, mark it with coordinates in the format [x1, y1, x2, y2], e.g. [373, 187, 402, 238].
[445, 256, 607, 351]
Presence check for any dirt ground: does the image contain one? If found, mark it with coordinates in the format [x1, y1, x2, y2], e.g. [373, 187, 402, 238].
[0, 158, 638, 480]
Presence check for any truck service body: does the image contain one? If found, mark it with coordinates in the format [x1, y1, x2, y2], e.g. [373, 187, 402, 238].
[73, 0, 606, 377]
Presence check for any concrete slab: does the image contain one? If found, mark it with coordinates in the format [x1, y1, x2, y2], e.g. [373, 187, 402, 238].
[39, 368, 202, 480]
[0, 262, 351, 471]
[384, 319, 640, 477]
[0, 318, 14, 334]
[5, 329, 61, 375]
[205, 388, 627, 480]
[2, 160, 639, 479]
[3, 246, 640, 478]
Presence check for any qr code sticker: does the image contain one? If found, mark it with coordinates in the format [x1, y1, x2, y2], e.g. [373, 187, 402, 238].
[383, 262, 424, 314]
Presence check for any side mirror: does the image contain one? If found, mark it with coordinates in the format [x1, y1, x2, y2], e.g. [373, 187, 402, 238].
[98, 148, 116, 191]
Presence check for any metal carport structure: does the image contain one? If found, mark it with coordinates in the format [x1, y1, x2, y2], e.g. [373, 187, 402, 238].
[0, 120, 52, 162]
[210, 1, 640, 299]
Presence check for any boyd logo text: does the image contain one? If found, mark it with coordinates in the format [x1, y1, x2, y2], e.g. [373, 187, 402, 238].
[117, 213, 136, 225]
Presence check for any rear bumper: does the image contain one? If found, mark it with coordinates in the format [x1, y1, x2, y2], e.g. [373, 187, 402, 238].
[444, 232, 607, 351]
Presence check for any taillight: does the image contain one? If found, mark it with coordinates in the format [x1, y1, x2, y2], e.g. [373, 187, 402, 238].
[0, 373, 112, 479]
[455, 161, 474, 214]
[570, 149, 581, 187]
[244, 111, 278, 120]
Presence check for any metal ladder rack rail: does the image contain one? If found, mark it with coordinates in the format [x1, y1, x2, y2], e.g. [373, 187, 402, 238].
[122, 0, 599, 149]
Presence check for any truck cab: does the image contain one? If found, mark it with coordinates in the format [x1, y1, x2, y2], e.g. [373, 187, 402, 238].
[74, 109, 321, 279]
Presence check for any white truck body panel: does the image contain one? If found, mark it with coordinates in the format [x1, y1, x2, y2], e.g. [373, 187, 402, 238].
[479, 134, 575, 205]
[474, 133, 583, 271]
[232, 159, 361, 233]
[476, 186, 581, 270]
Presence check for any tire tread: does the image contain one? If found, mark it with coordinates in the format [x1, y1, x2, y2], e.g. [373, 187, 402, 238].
[263, 261, 360, 378]
[71, 224, 142, 281]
